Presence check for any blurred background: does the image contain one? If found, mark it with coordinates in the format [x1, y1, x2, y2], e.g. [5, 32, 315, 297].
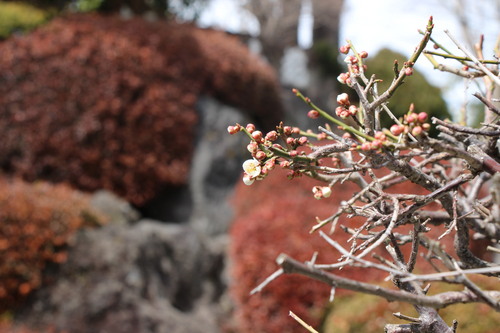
[0, 0, 499, 332]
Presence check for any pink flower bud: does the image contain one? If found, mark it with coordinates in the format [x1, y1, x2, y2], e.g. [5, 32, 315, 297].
[292, 88, 299, 95]
[344, 55, 358, 64]
[337, 93, 350, 106]
[289, 150, 298, 157]
[265, 158, 276, 170]
[340, 110, 350, 119]
[255, 150, 267, 160]
[292, 127, 301, 135]
[265, 130, 278, 141]
[283, 126, 293, 136]
[308, 110, 320, 119]
[412, 126, 423, 136]
[359, 51, 368, 58]
[390, 124, 404, 136]
[417, 112, 428, 123]
[348, 105, 358, 116]
[317, 132, 327, 140]
[342, 132, 352, 139]
[422, 123, 431, 131]
[252, 130, 263, 142]
[246, 123, 256, 133]
[279, 160, 290, 168]
[337, 72, 350, 84]
[335, 106, 347, 117]
[247, 142, 258, 153]
[339, 44, 350, 54]
[360, 142, 371, 151]
[227, 125, 240, 135]
[404, 67, 413, 76]
[406, 113, 418, 123]
[298, 136, 308, 145]
[286, 137, 295, 145]
[374, 131, 386, 141]
[370, 139, 383, 150]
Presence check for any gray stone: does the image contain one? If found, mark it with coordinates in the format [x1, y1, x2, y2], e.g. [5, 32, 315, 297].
[21, 220, 225, 333]
[189, 96, 252, 236]
[90, 190, 141, 225]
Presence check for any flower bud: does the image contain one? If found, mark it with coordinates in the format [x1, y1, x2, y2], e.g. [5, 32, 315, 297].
[283, 126, 293, 136]
[374, 131, 386, 141]
[348, 105, 358, 116]
[279, 160, 290, 168]
[265, 158, 276, 170]
[404, 67, 413, 76]
[289, 150, 298, 157]
[390, 124, 404, 136]
[317, 132, 327, 140]
[370, 139, 383, 150]
[339, 44, 350, 54]
[246, 123, 256, 133]
[336, 106, 346, 117]
[292, 127, 301, 135]
[359, 51, 368, 58]
[406, 113, 418, 123]
[422, 123, 431, 131]
[337, 93, 350, 106]
[227, 125, 240, 135]
[286, 137, 295, 145]
[308, 110, 320, 119]
[360, 142, 371, 151]
[265, 130, 278, 141]
[251, 130, 263, 142]
[298, 136, 308, 145]
[417, 112, 428, 123]
[337, 72, 350, 84]
[255, 150, 266, 160]
[247, 141, 258, 153]
[412, 125, 423, 136]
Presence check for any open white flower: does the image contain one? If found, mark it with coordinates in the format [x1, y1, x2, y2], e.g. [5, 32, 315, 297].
[242, 159, 261, 178]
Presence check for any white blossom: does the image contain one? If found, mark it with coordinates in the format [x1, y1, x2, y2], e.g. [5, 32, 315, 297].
[242, 159, 261, 178]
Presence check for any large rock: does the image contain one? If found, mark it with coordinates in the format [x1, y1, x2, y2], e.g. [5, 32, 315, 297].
[20, 220, 225, 333]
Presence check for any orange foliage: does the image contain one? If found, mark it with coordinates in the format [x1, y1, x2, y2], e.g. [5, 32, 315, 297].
[0, 177, 103, 313]
[0, 13, 283, 205]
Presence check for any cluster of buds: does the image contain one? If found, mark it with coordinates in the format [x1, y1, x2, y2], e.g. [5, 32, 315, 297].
[228, 121, 312, 186]
[338, 44, 369, 81]
[389, 106, 430, 137]
[359, 131, 387, 151]
[335, 93, 358, 119]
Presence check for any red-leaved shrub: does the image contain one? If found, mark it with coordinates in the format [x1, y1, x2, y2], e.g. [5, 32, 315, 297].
[229, 164, 464, 333]
[0, 13, 283, 205]
[0, 176, 104, 313]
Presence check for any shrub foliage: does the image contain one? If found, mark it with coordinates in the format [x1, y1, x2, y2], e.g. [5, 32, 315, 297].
[0, 13, 283, 205]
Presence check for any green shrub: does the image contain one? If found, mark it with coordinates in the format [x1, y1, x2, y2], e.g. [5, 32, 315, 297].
[0, 2, 51, 39]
